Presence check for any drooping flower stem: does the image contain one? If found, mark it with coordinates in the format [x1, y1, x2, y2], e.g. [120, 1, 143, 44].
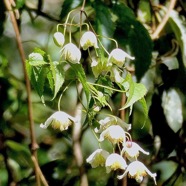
[4, 0, 48, 185]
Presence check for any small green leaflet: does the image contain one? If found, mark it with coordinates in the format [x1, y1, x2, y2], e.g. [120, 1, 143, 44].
[120, 73, 147, 111]
[49, 61, 65, 100]
[30, 66, 46, 104]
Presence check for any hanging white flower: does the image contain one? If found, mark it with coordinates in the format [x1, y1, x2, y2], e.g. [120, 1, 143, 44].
[86, 149, 109, 168]
[117, 160, 157, 185]
[61, 43, 81, 63]
[80, 31, 99, 50]
[122, 141, 149, 162]
[99, 125, 126, 144]
[105, 153, 127, 173]
[108, 48, 135, 67]
[53, 32, 65, 47]
[95, 116, 131, 133]
[40, 111, 76, 131]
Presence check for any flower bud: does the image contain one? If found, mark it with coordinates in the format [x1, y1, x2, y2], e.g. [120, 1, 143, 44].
[80, 31, 98, 50]
[108, 48, 135, 67]
[61, 43, 81, 64]
[53, 32, 65, 47]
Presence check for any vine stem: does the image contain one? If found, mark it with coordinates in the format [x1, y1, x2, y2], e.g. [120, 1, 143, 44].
[4, 1, 48, 185]
[120, 94, 127, 186]
[151, 0, 177, 39]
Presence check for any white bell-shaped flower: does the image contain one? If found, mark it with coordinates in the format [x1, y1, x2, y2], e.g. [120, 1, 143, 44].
[117, 160, 157, 185]
[99, 125, 126, 144]
[122, 141, 149, 162]
[86, 149, 109, 168]
[108, 48, 135, 67]
[80, 31, 99, 50]
[53, 32, 65, 47]
[95, 116, 131, 133]
[105, 153, 127, 173]
[40, 111, 76, 131]
[61, 43, 81, 64]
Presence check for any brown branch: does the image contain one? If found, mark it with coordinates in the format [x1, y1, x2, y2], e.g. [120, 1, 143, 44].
[3, 0, 47, 185]
[72, 103, 88, 186]
[151, 0, 177, 39]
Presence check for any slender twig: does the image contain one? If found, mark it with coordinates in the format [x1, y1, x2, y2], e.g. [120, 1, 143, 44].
[120, 94, 127, 186]
[72, 103, 88, 186]
[71, 1, 88, 185]
[151, 0, 177, 39]
[3, 0, 47, 185]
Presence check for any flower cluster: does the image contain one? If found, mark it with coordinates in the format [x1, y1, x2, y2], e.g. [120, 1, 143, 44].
[86, 115, 157, 184]
[39, 14, 156, 185]
[53, 29, 134, 76]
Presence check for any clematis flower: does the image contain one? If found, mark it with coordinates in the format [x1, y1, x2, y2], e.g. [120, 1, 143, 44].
[61, 43, 81, 63]
[80, 31, 99, 50]
[95, 116, 131, 133]
[117, 160, 157, 185]
[105, 153, 127, 173]
[99, 125, 126, 144]
[40, 111, 76, 131]
[108, 48, 135, 67]
[53, 32, 65, 47]
[122, 141, 149, 162]
[86, 149, 109, 168]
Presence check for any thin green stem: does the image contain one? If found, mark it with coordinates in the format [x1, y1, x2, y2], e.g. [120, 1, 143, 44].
[88, 82, 127, 93]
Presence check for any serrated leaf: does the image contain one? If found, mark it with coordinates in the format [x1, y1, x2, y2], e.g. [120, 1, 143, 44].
[139, 97, 148, 125]
[50, 61, 65, 99]
[6, 140, 32, 167]
[112, 3, 153, 80]
[31, 66, 46, 103]
[120, 74, 147, 110]
[169, 10, 186, 67]
[70, 63, 90, 103]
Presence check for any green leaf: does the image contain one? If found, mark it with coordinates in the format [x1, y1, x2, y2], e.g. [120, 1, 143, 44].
[70, 63, 90, 104]
[169, 10, 186, 67]
[139, 97, 148, 125]
[93, 0, 115, 49]
[162, 88, 183, 133]
[137, 0, 151, 23]
[30, 66, 47, 103]
[112, 3, 153, 80]
[15, 0, 25, 9]
[120, 73, 147, 110]
[6, 140, 32, 167]
[50, 61, 65, 99]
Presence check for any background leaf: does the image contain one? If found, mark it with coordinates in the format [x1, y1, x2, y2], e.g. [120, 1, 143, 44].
[112, 3, 153, 80]
[169, 10, 186, 67]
